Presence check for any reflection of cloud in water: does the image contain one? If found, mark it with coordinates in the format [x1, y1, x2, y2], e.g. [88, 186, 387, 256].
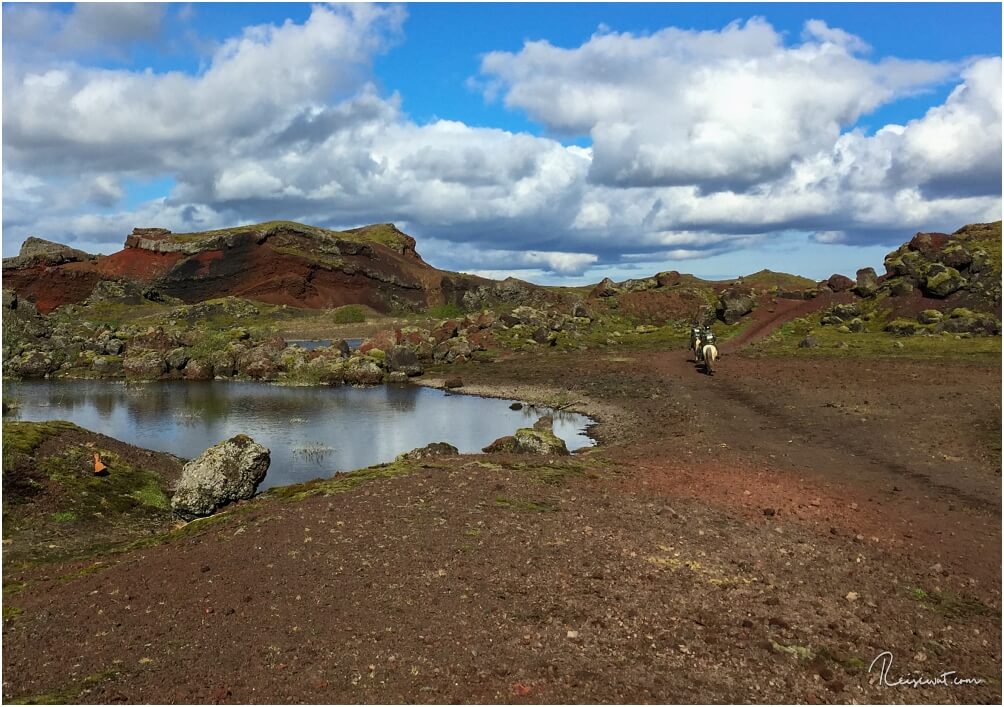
[6, 380, 595, 490]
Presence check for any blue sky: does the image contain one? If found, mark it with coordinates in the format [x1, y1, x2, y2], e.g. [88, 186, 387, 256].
[3, 2, 1001, 283]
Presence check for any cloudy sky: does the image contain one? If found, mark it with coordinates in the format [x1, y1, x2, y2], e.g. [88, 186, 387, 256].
[2, 2, 1001, 284]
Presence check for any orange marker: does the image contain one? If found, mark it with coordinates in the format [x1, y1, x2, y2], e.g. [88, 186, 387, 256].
[93, 453, 108, 475]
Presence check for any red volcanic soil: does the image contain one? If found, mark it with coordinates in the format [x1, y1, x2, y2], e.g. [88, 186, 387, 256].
[92, 249, 184, 280]
[4, 340, 999, 703]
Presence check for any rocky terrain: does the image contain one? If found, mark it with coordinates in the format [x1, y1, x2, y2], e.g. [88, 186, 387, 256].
[2, 220, 1001, 703]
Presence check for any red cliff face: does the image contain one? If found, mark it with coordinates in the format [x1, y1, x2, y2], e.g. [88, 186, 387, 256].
[3, 222, 494, 314]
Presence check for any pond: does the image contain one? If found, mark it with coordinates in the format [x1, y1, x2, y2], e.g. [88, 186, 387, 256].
[5, 380, 595, 489]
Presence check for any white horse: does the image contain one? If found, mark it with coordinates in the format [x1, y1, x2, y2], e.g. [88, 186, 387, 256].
[692, 336, 703, 362]
[702, 343, 718, 374]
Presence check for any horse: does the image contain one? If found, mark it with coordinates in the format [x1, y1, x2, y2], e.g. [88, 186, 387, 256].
[702, 343, 718, 374]
[692, 336, 704, 362]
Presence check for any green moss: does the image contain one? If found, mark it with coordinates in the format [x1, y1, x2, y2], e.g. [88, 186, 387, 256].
[769, 640, 815, 661]
[265, 459, 427, 503]
[329, 304, 367, 324]
[3, 605, 23, 620]
[906, 586, 995, 619]
[49, 511, 77, 523]
[428, 303, 465, 319]
[751, 314, 1001, 363]
[272, 245, 343, 270]
[2, 421, 80, 464]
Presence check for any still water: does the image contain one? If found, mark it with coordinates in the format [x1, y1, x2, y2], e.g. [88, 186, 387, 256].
[5, 380, 594, 489]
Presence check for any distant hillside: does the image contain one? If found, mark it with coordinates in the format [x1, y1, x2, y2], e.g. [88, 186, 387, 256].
[2, 222, 557, 314]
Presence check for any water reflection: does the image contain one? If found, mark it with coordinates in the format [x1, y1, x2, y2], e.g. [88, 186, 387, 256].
[6, 380, 594, 489]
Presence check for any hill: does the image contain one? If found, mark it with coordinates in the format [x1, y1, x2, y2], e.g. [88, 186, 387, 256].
[2, 221, 555, 315]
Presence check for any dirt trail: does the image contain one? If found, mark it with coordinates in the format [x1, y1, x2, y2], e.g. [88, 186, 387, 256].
[722, 293, 846, 353]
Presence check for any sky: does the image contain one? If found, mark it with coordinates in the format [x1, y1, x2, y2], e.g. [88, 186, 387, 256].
[2, 2, 1001, 284]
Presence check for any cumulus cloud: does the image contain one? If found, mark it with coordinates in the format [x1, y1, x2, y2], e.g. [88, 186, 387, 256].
[480, 18, 958, 190]
[2, 7, 1000, 281]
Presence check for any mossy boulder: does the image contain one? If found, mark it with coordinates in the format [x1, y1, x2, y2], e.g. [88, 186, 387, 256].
[483, 427, 569, 455]
[171, 435, 270, 520]
[396, 442, 459, 461]
[918, 310, 944, 324]
[885, 319, 925, 336]
[923, 264, 967, 298]
[483, 416, 570, 455]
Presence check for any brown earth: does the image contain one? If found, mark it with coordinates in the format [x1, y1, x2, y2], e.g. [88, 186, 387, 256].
[2, 331, 1000, 703]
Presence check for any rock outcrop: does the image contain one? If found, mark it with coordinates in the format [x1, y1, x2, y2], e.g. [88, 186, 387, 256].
[716, 285, 755, 324]
[171, 435, 271, 520]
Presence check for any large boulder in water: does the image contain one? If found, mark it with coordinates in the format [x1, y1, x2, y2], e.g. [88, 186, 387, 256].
[483, 417, 569, 455]
[171, 435, 271, 520]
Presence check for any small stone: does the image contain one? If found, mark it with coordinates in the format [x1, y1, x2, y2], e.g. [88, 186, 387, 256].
[444, 377, 463, 389]
[845, 591, 859, 602]
[762, 507, 776, 517]
[929, 563, 943, 576]
[509, 402, 523, 410]
[566, 630, 579, 639]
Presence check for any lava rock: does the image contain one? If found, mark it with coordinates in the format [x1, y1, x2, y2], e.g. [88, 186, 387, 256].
[171, 435, 271, 520]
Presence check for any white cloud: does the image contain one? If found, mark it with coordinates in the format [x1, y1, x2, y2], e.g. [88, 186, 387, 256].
[480, 18, 957, 190]
[2, 9, 1000, 281]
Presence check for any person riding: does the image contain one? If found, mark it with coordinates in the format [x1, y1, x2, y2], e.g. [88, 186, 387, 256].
[700, 326, 716, 348]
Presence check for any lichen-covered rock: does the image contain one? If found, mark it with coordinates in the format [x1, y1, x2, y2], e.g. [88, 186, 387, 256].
[123, 348, 166, 379]
[171, 435, 270, 520]
[848, 318, 865, 333]
[165, 347, 190, 371]
[104, 337, 125, 356]
[396, 442, 459, 461]
[918, 310, 944, 325]
[483, 426, 569, 455]
[184, 358, 214, 381]
[2, 289, 16, 309]
[92, 355, 123, 375]
[923, 264, 967, 298]
[12, 350, 55, 377]
[889, 278, 915, 296]
[853, 267, 879, 296]
[571, 302, 592, 319]
[343, 357, 383, 385]
[209, 350, 236, 377]
[940, 244, 972, 270]
[798, 336, 819, 349]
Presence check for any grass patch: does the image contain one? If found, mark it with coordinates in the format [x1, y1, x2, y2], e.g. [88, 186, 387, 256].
[265, 459, 427, 503]
[3, 605, 24, 621]
[428, 303, 465, 320]
[751, 315, 1001, 363]
[906, 586, 996, 619]
[330, 304, 367, 324]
